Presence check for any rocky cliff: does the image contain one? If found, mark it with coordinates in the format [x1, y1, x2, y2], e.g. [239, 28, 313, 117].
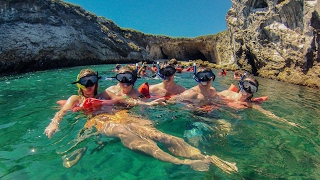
[1, 0, 319, 88]
[226, 0, 320, 88]
[0, 0, 230, 75]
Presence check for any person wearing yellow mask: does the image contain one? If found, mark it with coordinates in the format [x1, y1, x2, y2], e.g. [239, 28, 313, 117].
[44, 69, 104, 138]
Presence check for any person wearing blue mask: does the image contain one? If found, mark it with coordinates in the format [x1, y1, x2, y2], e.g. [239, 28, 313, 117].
[218, 72, 260, 108]
[179, 64, 218, 105]
[218, 73, 301, 127]
[149, 63, 186, 99]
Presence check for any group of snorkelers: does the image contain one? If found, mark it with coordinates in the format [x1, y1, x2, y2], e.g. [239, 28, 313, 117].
[44, 61, 301, 174]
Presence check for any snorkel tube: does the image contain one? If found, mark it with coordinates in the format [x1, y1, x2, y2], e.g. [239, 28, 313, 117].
[156, 61, 166, 80]
[238, 72, 247, 95]
[193, 63, 200, 83]
[136, 63, 139, 74]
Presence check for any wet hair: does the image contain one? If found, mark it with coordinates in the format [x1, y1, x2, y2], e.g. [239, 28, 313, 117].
[77, 69, 99, 97]
[243, 73, 259, 87]
[197, 66, 213, 73]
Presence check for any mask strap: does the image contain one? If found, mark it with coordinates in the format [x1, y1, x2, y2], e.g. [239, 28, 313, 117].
[193, 63, 200, 83]
[73, 73, 86, 90]
[156, 62, 166, 80]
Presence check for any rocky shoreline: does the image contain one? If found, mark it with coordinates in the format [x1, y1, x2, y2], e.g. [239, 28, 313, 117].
[0, 0, 319, 88]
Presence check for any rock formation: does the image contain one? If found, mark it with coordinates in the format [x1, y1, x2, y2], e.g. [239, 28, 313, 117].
[0, 0, 319, 88]
[0, 0, 229, 76]
[226, 0, 320, 88]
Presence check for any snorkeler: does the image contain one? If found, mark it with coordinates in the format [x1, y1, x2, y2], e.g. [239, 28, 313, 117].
[99, 65, 163, 106]
[44, 69, 238, 174]
[180, 64, 217, 103]
[149, 62, 186, 99]
[112, 64, 122, 72]
[233, 70, 242, 80]
[103, 65, 144, 99]
[218, 73, 302, 127]
[219, 69, 227, 76]
[137, 62, 149, 77]
[218, 73, 263, 109]
[44, 69, 116, 138]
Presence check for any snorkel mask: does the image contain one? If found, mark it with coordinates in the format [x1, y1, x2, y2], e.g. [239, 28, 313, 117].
[156, 62, 176, 80]
[72, 73, 101, 90]
[238, 73, 258, 95]
[193, 63, 215, 85]
[114, 71, 137, 87]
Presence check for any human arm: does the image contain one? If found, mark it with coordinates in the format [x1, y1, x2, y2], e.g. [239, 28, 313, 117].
[137, 63, 146, 75]
[44, 95, 81, 138]
[252, 104, 303, 128]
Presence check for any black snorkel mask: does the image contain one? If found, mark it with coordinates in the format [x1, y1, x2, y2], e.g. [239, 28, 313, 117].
[156, 62, 176, 80]
[193, 63, 215, 85]
[113, 72, 137, 86]
[71, 72, 101, 90]
[238, 73, 258, 95]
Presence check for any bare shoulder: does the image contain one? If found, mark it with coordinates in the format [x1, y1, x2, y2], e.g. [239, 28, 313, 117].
[132, 89, 144, 98]
[181, 87, 198, 99]
[67, 95, 81, 102]
[106, 85, 119, 93]
[62, 95, 82, 110]
[98, 89, 114, 100]
[218, 90, 229, 96]
[149, 83, 161, 92]
[175, 84, 186, 92]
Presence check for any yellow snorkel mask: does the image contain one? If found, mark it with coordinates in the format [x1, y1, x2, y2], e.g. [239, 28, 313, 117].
[71, 72, 100, 91]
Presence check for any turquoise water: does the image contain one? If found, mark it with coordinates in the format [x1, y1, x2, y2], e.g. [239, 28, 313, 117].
[0, 64, 319, 179]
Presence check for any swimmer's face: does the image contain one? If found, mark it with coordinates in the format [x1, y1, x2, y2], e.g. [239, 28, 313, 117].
[117, 69, 136, 87]
[82, 84, 96, 96]
[241, 78, 258, 94]
[199, 78, 213, 86]
[159, 66, 176, 81]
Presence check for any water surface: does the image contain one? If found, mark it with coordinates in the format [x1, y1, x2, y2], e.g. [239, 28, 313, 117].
[0, 64, 319, 179]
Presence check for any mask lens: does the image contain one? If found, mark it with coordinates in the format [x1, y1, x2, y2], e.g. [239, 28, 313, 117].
[116, 73, 133, 83]
[79, 75, 98, 87]
[159, 66, 176, 77]
[242, 81, 258, 93]
[196, 71, 215, 82]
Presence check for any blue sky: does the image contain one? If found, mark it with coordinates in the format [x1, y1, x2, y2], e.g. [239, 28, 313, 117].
[64, 0, 232, 38]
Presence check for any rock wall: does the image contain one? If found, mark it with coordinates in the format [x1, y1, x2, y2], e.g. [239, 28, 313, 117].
[0, 0, 231, 75]
[1, 0, 319, 88]
[226, 0, 320, 88]
[0, 0, 152, 74]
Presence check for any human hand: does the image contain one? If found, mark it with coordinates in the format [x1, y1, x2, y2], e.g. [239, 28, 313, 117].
[44, 121, 59, 138]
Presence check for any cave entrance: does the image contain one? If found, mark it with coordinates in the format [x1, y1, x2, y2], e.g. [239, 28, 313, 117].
[188, 50, 207, 61]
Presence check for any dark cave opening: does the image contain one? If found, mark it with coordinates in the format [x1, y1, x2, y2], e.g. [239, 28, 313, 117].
[187, 50, 208, 61]
[253, 0, 268, 9]
[245, 47, 258, 75]
[160, 47, 168, 59]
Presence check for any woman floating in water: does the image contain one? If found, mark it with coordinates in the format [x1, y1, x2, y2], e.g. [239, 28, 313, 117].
[84, 110, 238, 173]
[44, 69, 116, 138]
[218, 73, 302, 127]
[44, 68, 238, 174]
